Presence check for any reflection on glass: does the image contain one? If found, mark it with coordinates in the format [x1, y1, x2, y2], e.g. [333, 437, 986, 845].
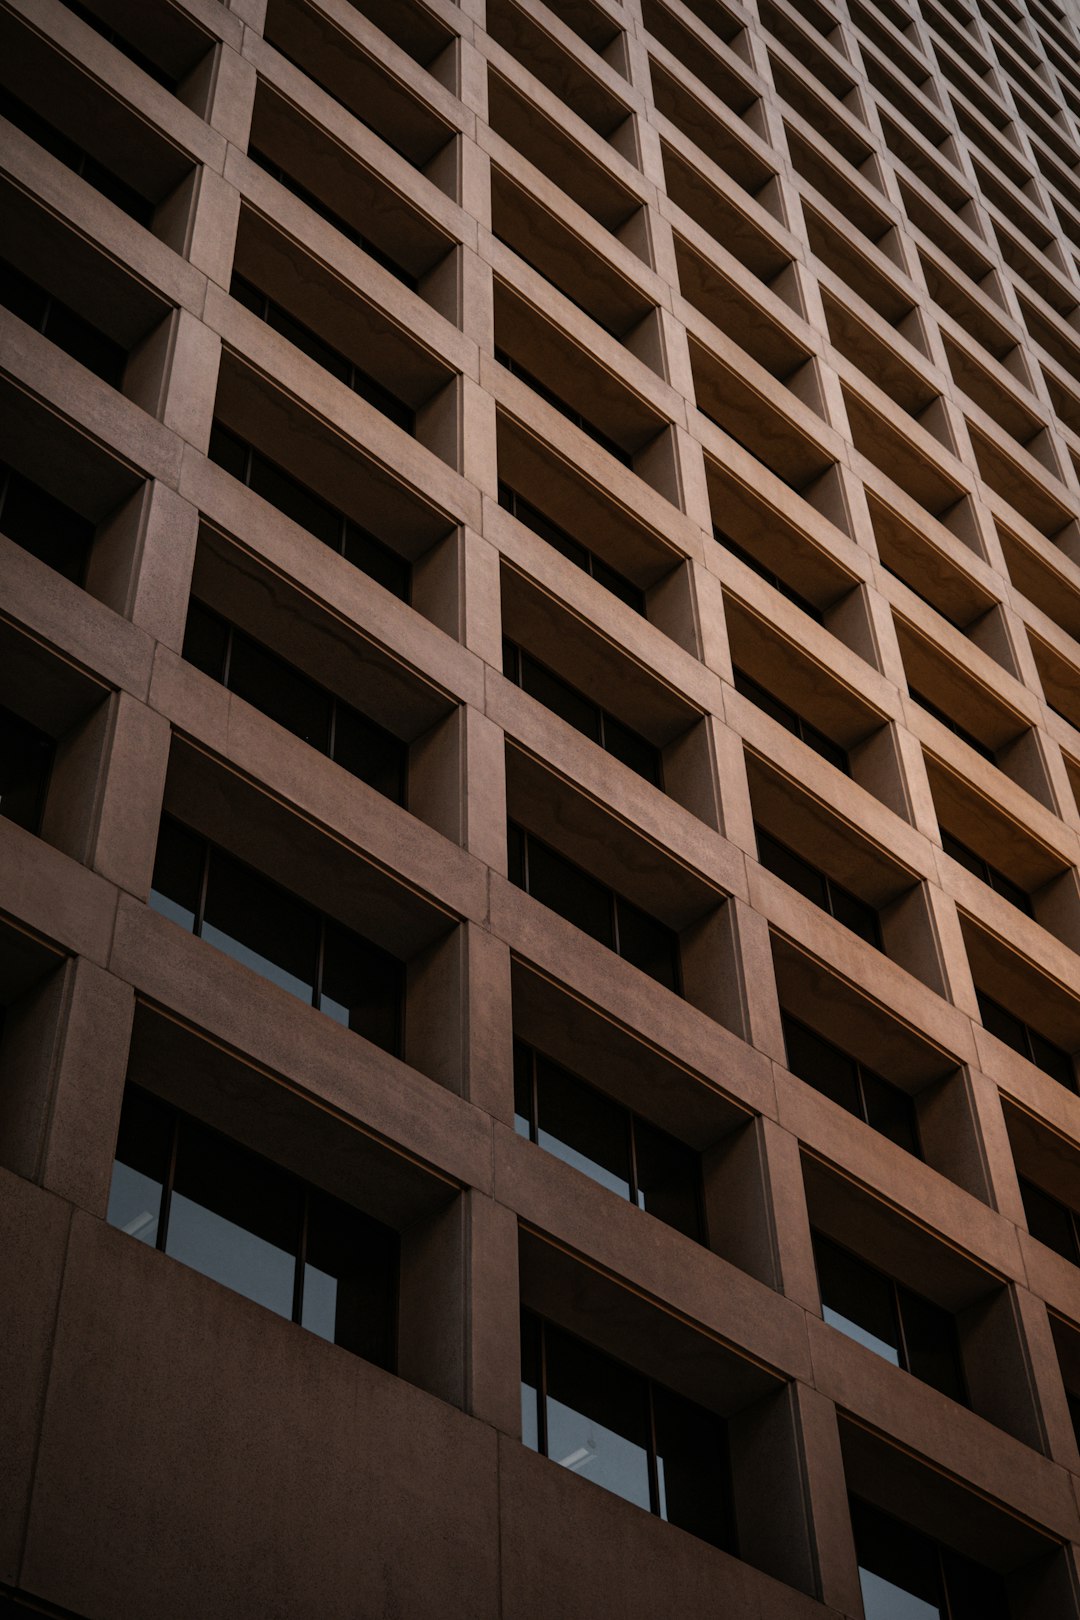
[537, 1064, 630, 1201]
[859, 1568, 941, 1620]
[822, 1304, 901, 1365]
[165, 1121, 299, 1319]
[546, 1396, 651, 1509]
[106, 1161, 162, 1246]
[544, 1324, 651, 1512]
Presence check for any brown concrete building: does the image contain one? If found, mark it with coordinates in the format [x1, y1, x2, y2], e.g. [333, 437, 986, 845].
[2, 0, 1080, 1613]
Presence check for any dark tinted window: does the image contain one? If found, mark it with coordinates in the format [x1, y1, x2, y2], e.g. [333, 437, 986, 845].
[509, 823, 680, 991]
[1019, 1177, 1080, 1264]
[976, 989, 1076, 1091]
[107, 1085, 397, 1366]
[941, 830, 1032, 916]
[149, 818, 404, 1054]
[0, 707, 54, 832]
[732, 666, 849, 772]
[504, 639, 661, 786]
[0, 259, 126, 386]
[0, 88, 155, 225]
[851, 1496, 1009, 1620]
[758, 829, 880, 947]
[498, 484, 645, 613]
[514, 1043, 702, 1240]
[783, 1015, 920, 1156]
[521, 1311, 736, 1551]
[713, 527, 824, 622]
[0, 462, 95, 583]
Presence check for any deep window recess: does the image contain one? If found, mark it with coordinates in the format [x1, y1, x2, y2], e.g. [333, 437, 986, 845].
[1019, 1177, 1080, 1265]
[183, 600, 407, 805]
[498, 484, 645, 613]
[757, 828, 881, 947]
[150, 815, 404, 1055]
[107, 1084, 397, 1366]
[495, 348, 632, 466]
[513, 1041, 703, 1240]
[247, 148, 419, 291]
[0, 259, 126, 387]
[909, 687, 995, 763]
[503, 638, 661, 785]
[733, 666, 849, 773]
[851, 1496, 1009, 1620]
[520, 1311, 736, 1551]
[508, 821, 681, 992]
[0, 707, 54, 834]
[0, 462, 95, 585]
[230, 274, 414, 433]
[782, 1014, 921, 1156]
[976, 989, 1076, 1092]
[713, 527, 824, 624]
[814, 1234, 966, 1403]
[940, 829, 1033, 916]
[0, 88, 155, 227]
[64, 0, 178, 89]
[207, 422, 410, 602]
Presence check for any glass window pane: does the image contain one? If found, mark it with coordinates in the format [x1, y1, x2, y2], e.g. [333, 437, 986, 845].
[828, 882, 880, 947]
[507, 821, 526, 889]
[0, 464, 94, 583]
[207, 422, 249, 482]
[939, 1548, 1009, 1620]
[782, 1017, 861, 1116]
[249, 451, 340, 548]
[615, 898, 679, 990]
[1019, 1179, 1080, 1263]
[815, 1237, 901, 1365]
[543, 1323, 651, 1512]
[652, 1384, 732, 1551]
[860, 1068, 921, 1156]
[898, 1288, 965, 1403]
[149, 816, 205, 931]
[201, 850, 318, 1005]
[342, 522, 410, 601]
[602, 714, 661, 785]
[976, 991, 1028, 1058]
[107, 1086, 172, 1247]
[520, 653, 601, 743]
[592, 557, 645, 613]
[525, 837, 615, 948]
[319, 919, 402, 1055]
[0, 706, 53, 832]
[757, 831, 829, 910]
[182, 599, 230, 682]
[1027, 1029, 1075, 1089]
[226, 633, 332, 753]
[166, 1117, 300, 1317]
[535, 1058, 631, 1199]
[513, 1043, 534, 1139]
[331, 703, 406, 804]
[302, 1189, 396, 1368]
[520, 1309, 541, 1453]
[633, 1118, 702, 1241]
[851, 1498, 943, 1619]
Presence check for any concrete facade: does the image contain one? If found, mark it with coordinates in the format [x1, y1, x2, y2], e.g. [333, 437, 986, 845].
[2, 0, 1080, 1613]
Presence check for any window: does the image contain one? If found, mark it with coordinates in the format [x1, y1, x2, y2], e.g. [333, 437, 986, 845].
[0, 259, 126, 387]
[521, 1311, 736, 1551]
[183, 600, 407, 805]
[851, 1496, 1009, 1620]
[513, 1042, 703, 1240]
[0, 87, 154, 226]
[107, 1085, 397, 1366]
[498, 484, 645, 613]
[757, 828, 881, 947]
[150, 816, 404, 1054]
[941, 830, 1033, 916]
[0, 707, 53, 833]
[976, 990, 1076, 1092]
[503, 638, 661, 785]
[247, 148, 418, 290]
[733, 665, 849, 772]
[1019, 1177, 1080, 1264]
[909, 686, 996, 762]
[508, 821, 681, 992]
[64, 0, 178, 89]
[713, 526, 824, 623]
[207, 422, 410, 602]
[782, 1014, 920, 1155]
[230, 274, 414, 433]
[814, 1234, 967, 1403]
[495, 348, 632, 465]
[0, 462, 95, 584]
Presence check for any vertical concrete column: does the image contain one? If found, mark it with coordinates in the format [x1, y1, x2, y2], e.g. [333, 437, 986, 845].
[792, 1382, 866, 1618]
[0, 957, 134, 1216]
[466, 1188, 522, 1435]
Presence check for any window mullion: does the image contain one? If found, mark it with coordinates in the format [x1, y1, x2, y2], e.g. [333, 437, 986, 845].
[293, 1187, 309, 1327]
[313, 917, 326, 1012]
[893, 1279, 911, 1374]
[645, 1379, 662, 1519]
[627, 1113, 640, 1209]
[157, 1112, 181, 1254]
[537, 1317, 549, 1460]
[193, 843, 212, 937]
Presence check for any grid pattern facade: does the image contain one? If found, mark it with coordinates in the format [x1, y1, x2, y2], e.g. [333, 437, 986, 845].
[2, 0, 1080, 1613]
